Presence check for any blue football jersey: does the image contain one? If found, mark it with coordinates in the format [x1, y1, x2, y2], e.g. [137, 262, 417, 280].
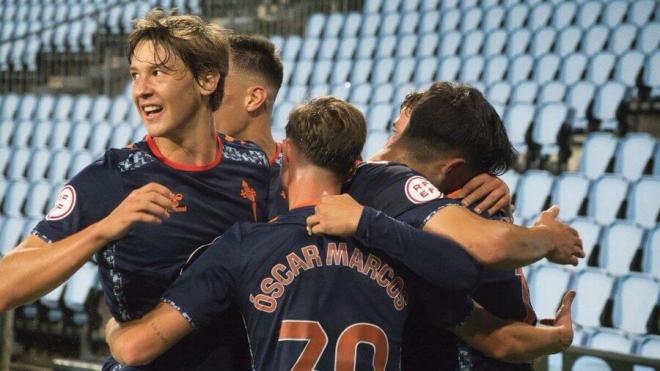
[33, 134, 270, 370]
[163, 206, 474, 371]
[267, 143, 289, 220]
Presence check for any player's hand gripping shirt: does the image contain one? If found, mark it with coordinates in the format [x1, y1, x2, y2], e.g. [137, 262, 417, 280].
[163, 206, 475, 371]
[32, 134, 270, 370]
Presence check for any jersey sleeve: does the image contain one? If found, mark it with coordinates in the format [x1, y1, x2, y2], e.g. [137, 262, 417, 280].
[354, 206, 481, 294]
[31, 151, 124, 243]
[161, 224, 245, 329]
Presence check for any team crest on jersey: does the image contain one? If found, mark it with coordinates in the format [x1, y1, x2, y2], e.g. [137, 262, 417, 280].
[46, 185, 76, 221]
[404, 176, 442, 204]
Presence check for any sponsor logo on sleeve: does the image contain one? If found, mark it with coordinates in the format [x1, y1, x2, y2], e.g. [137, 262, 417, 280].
[46, 185, 77, 221]
[404, 176, 442, 204]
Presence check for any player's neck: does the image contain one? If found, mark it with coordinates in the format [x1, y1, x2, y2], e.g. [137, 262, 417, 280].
[151, 111, 219, 167]
[287, 166, 341, 209]
[234, 118, 278, 160]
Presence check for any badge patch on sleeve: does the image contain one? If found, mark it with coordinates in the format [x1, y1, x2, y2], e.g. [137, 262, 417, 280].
[46, 185, 77, 221]
[404, 176, 442, 204]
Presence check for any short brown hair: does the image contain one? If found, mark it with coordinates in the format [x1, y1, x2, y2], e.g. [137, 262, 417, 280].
[286, 97, 366, 179]
[400, 91, 424, 114]
[229, 34, 283, 104]
[398, 82, 516, 175]
[127, 9, 229, 111]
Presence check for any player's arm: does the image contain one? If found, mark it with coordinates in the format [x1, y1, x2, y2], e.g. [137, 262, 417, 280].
[452, 291, 575, 363]
[105, 302, 192, 366]
[423, 204, 583, 269]
[0, 183, 173, 311]
[308, 195, 481, 293]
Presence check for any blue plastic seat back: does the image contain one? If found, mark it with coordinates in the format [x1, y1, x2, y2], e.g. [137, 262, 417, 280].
[612, 273, 660, 333]
[587, 175, 629, 225]
[551, 172, 590, 221]
[627, 176, 660, 229]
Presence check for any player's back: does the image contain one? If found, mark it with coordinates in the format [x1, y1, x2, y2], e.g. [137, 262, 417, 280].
[236, 207, 409, 370]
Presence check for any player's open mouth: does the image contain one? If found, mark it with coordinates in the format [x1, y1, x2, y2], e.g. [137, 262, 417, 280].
[142, 105, 163, 118]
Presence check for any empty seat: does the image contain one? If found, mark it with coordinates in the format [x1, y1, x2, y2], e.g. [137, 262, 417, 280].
[609, 24, 638, 55]
[330, 84, 351, 101]
[53, 95, 74, 121]
[615, 50, 645, 87]
[47, 150, 73, 183]
[577, 1, 603, 29]
[571, 268, 615, 327]
[585, 328, 634, 354]
[515, 170, 554, 220]
[88, 122, 113, 155]
[360, 14, 381, 36]
[505, 3, 529, 31]
[414, 57, 438, 84]
[25, 181, 51, 218]
[305, 13, 325, 38]
[638, 23, 660, 55]
[508, 55, 534, 84]
[109, 96, 131, 124]
[593, 82, 627, 131]
[318, 38, 339, 60]
[627, 177, 660, 229]
[582, 25, 609, 57]
[556, 26, 583, 57]
[629, 0, 656, 27]
[393, 83, 417, 107]
[1, 93, 20, 120]
[69, 151, 94, 178]
[349, 83, 372, 105]
[560, 52, 588, 85]
[273, 101, 294, 130]
[440, 9, 461, 33]
[376, 35, 397, 58]
[363, 132, 389, 160]
[367, 104, 393, 132]
[363, 0, 382, 13]
[506, 28, 532, 58]
[570, 218, 602, 270]
[552, 173, 590, 221]
[637, 335, 660, 363]
[598, 221, 645, 275]
[281, 36, 302, 61]
[392, 58, 415, 85]
[510, 81, 538, 104]
[612, 273, 660, 333]
[379, 13, 400, 36]
[579, 133, 618, 180]
[311, 60, 332, 85]
[483, 30, 507, 57]
[500, 170, 521, 198]
[351, 59, 373, 84]
[567, 81, 596, 130]
[483, 55, 508, 85]
[68, 122, 92, 152]
[437, 56, 461, 82]
[7, 147, 31, 180]
[398, 12, 419, 35]
[588, 175, 629, 225]
[90, 96, 112, 123]
[111, 123, 134, 149]
[63, 262, 98, 326]
[356, 36, 377, 59]
[603, 1, 628, 28]
[642, 226, 660, 278]
[439, 31, 462, 57]
[460, 55, 485, 83]
[645, 50, 660, 93]
[483, 6, 505, 32]
[396, 34, 417, 58]
[292, 60, 313, 85]
[3, 179, 29, 217]
[26, 148, 51, 182]
[416, 33, 439, 57]
[299, 38, 320, 61]
[371, 84, 394, 104]
[487, 81, 512, 105]
[530, 27, 556, 58]
[528, 265, 572, 319]
[461, 30, 485, 58]
[587, 52, 616, 85]
[503, 103, 535, 156]
[0, 217, 26, 255]
[538, 81, 566, 104]
[330, 59, 352, 85]
[16, 94, 37, 120]
[308, 84, 330, 99]
[615, 134, 657, 182]
[336, 37, 358, 60]
[461, 7, 482, 33]
[11, 120, 34, 148]
[419, 10, 440, 33]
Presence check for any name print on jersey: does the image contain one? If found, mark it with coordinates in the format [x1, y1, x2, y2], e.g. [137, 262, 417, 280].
[249, 243, 408, 313]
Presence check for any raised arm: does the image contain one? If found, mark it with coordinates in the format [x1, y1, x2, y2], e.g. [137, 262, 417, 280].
[452, 291, 575, 363]
[106, 302, 192, 366]
[0, 183, 173, 311]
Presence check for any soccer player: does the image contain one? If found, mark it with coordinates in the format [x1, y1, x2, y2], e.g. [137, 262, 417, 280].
[105, 97, 575, 369]
[308, 82, 576, 370]
[0, 10, 270, 370]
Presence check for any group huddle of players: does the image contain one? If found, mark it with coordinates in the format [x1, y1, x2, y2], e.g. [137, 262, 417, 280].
[0, 10, 585, 371]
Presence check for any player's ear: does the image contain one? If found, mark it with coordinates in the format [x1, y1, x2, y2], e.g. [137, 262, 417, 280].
[245, 86, 268, 113]
[198, 71, 221, 96]
[442, 158, 466, 177]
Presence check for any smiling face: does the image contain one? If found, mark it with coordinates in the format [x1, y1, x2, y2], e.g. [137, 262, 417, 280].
[130, 40, 208, 139]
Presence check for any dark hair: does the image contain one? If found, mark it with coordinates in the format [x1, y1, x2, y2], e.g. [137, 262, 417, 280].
[127, 9, 229, 111]
[229, 34, 283, 100]
[400, 91, 424, 113]
[398, 82, 516, 175]
[286, 97, 366, 179]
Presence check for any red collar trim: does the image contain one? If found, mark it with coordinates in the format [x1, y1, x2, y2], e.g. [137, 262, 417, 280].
[290, 199, 319, 209]
[269, 142, 282, 166]
[146, 135, 223, 172]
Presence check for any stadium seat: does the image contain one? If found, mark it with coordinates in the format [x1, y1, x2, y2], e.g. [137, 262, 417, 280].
[612, 273, 660, 334]
[349, 59, 372, 84]
[440, 8, 461, 33]
[360, 14, 381, 36]
[419, 10, 440, 33]
[599, 221, 645, 275]
[615, 50, 645, 87]
[530, 27, 556, 58]
[382, 0, 402, 13]
[71, 95, 93, 122]
[508, 55, 534, 84]
[551, 172, 590, 221]
[0, 217, 27, 255]
[11, 120, 34, 148]
[571, 268, 615, 327]
[371, 84, 394, 104]
[483, 55, 508, 85]
[3, 179, 29, 218]
[483, 6, 505, 32]
[569, 218, 602, 270]
[577, 1, 603, 29]
[372, 58, 395, 84]
[637, 335, 660, 365]
[514, 170, 554, 220]
[111, 123, 134, 149]
[567, 81, 596, 130]
[609, 23, 638, 56]
[439, 31, 462, 57]
[583, 25, 609, 57]
[305, 13, 325, 38]
[299, 38, 320, 61]
[281, 36, 302, 61]
[273, 102, 294, 130]
[560, 52, 588, 85]
[25, 181, 51, 218]
[532, 102, 569, 157]
[500, 170, 520, 199]
[615, 134, 657, 182]
[0, 119, 13, 147]
[392, 57, 415, 85]
[642, 226, 660, 278]
[593, 82, 627, 131]
[16, 94, 37, 121]
[587, 52, 616, 85]
[330, 83, 351, 101]
[7, 147, 31, 180]
[379, 13, 400, 36]
[26, 148, 51, 182]
[349, 83, 372, 105]
[538, 81, 566, 104]
[363, 0, 382, 13]
[644, 51, 660, 93]
[414, 57, 438, 84]
[461, 30, 485, 58]
[482, 30, 507, 57]
[585, 328, 635, 354]
[627, 177, 660, 229]
[396, 34, 417, 58]
[511, 81, 539, 104]
[505, 3, 529, 31]
[398, 12, 419, 35]
[461, 7, 482, 34]
[269, 35, 284, 53]
[355, 37, 376, 59]
[90, 96, 111, 123]
[487, 81, 512, 105]
[67, 122, 92, 152]
[503, 103, 535, 157]
[603, 0, 628, 28]
[108, 96, 131, 124]
[376, 35, 397, 58]
[330, 59, 352, 85]
[421, 0, 440, 11]
[47, 149, 73, 183]
[292, 60, 313, 85]
[393, 83, 417, 108]
[363, 132, 389, 160]
[637, 23, 660, 55]
[529, 2, 552, 31]
[316, 38, 339, 60]
[529, 265, 572, 319]
[556, 26, 582, 57]
[401, 0, 421, 12]
[63, 262, 98, 326]
[587, 175, 629, 225]
[367, 104, 393, 132]
[416, 33, 439, 58]
[132, 125, 147, 143]
[35, 94, 56, 121]
[308, 84, 330, 99]
[437, 56, 461, 82]
[460, 56, 485, 85]
[506, 28, 532, 58]
[68, 151, 94, 179]
[1, 93, 20, 120]
[629, 0, 657, 27]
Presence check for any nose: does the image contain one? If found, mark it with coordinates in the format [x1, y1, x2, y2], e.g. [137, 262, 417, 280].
[132, 75, 153, 99]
